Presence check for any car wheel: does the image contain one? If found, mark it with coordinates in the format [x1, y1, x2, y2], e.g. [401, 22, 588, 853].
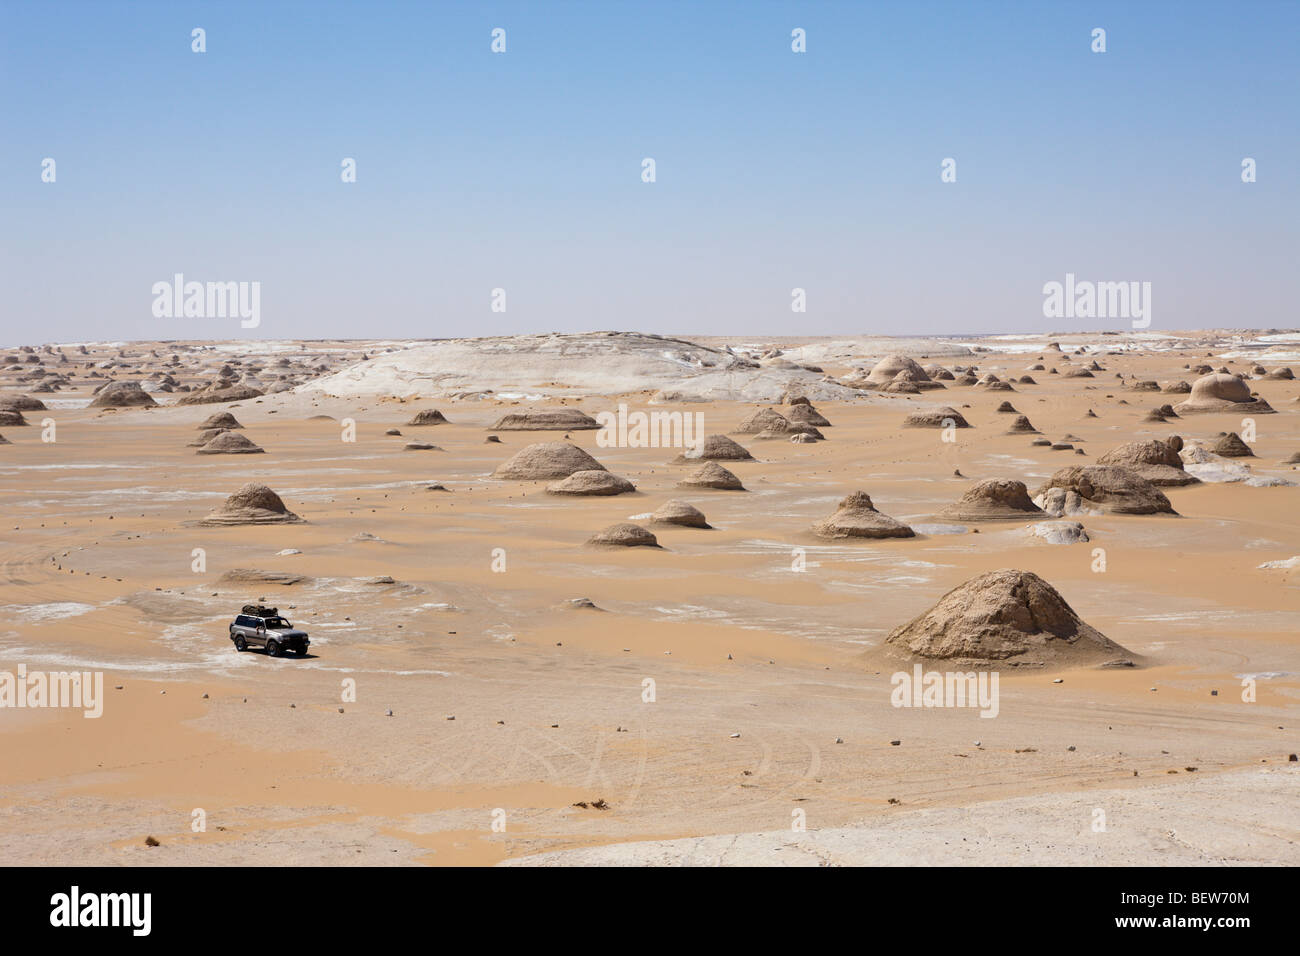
[233, 635, 246, 652]
[266, 639, 281, 658]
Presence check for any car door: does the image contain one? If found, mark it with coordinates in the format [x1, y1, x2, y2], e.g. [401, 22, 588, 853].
[236, 615, 259, 646]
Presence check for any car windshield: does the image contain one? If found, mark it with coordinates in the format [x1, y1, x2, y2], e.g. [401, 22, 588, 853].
[264, 617, 291, 629]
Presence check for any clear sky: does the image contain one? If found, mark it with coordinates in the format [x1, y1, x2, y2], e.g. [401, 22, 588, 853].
[1, 0, 1296, 344]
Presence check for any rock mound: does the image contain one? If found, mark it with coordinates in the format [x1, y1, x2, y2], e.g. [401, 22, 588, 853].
[1174, 373, 1275, 415]
[734, 408, 790, 434]
[675, 434, 753, 462]
[586, 523, 661, 548]
[812, 491, 915, 539]
[177, 382, 264, 405]
[649, 499, 711, 528]
[1035, 466, 1177, 515]
[196, 432, 265, 455]
[864, 354, 938, 388]
[883, 569, 1132, 667]
[547, 470, 636, 496]
[407, 409, 449, 426]
[939, 479, 1045, 521]
[199, 412, 243, 430]
[4, 395, 46, 411]
[902, 406, 970, 429]
[493, 442, 605, 479]
[200, 483, 303, 526]
[490, 408, 599, 430]
[1213, 432, 1255, 458]
[786, 403, 831, 427]
[678, 461, 745, 490]
[188, 428, 229, 447]
[890, 366, 945, 390]
[90, 381, 157, 408]
[1096, 438, 1198, 486]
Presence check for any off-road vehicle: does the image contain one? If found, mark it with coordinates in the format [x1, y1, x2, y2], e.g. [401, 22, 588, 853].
[229, 604, 310, 657]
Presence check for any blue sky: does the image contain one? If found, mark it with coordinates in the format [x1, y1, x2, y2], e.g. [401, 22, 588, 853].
[1, 0, 1296, 344]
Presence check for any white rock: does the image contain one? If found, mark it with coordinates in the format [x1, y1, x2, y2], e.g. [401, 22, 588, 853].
[296, 331, 860, 403]
[1028, 521, 1090, 544]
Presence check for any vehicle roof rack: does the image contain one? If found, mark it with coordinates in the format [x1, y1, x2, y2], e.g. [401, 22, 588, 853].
[241, 604, 279, 617]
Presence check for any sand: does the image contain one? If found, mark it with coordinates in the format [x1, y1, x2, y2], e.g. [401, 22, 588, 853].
[1, 330, 1297, 867]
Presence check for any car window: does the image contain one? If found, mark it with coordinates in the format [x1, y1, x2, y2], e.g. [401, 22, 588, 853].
[235, 616, 249, 627]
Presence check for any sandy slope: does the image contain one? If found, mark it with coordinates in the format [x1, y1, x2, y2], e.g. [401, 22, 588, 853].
[505, 768, 1299, 866]
[1, 331, 1297, 865]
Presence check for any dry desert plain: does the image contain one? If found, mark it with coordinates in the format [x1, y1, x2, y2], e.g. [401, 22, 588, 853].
[0, 330, 1297, 866]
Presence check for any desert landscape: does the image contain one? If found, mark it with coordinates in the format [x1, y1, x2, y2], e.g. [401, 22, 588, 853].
[0, 329, 1296, 866]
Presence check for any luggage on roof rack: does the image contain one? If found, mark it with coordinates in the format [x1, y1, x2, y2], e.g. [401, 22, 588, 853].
[241, 604, 278, 617]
